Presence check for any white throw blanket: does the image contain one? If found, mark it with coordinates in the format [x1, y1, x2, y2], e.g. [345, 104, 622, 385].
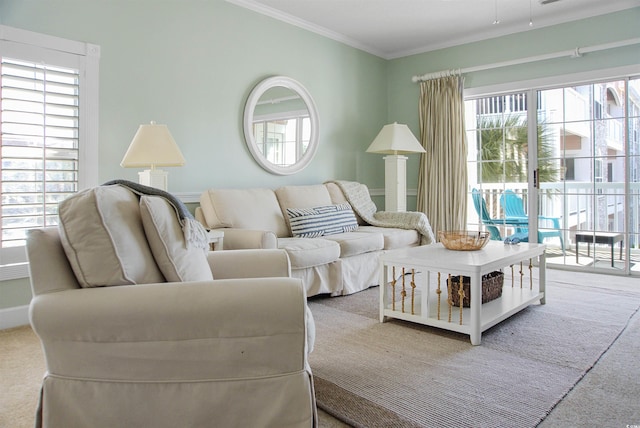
[327, 180, 435, 245]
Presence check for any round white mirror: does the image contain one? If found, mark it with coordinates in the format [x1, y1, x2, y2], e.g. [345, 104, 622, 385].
[243, 76, 319, 175]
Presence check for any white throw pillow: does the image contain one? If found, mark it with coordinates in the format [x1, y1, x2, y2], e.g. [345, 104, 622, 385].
[58, 185, 165, 288]
[140, 195, 213, 282]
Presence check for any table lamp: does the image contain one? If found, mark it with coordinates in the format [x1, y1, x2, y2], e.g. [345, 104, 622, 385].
[120, 121, 185, 191]
[366, 122, 425, 212]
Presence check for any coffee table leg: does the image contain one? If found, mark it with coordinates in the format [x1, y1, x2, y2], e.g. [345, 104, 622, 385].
[539, 251, 546, 305]
[379, 262, 388, 323]
[470, 273, 482, 345]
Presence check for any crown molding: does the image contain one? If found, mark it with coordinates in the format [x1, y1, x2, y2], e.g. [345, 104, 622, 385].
[224, 0, 387, 58]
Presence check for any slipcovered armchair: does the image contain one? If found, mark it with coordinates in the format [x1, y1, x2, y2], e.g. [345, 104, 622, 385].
[26, 183, 317, 428]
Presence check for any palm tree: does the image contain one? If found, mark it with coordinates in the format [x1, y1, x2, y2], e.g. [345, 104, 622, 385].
[477, 114, 558, 184]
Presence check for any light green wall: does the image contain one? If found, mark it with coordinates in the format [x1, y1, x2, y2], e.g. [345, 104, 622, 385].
[1, 3, 638, 312]
[0, 278, 32, 310]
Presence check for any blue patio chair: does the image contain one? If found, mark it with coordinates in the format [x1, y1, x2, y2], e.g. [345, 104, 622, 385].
[471, 189, 528, 242]
[500, 190, 565, 253]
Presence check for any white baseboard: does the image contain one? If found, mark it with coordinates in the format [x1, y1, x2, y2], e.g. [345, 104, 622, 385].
[0, 305, 29, 330]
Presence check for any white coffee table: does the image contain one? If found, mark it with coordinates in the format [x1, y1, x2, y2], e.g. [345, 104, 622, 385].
[379, 241, 546, 345]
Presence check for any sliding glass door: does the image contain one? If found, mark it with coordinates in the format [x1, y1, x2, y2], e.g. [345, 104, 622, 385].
[466, 76, 640, 276]
[536, 78, 639, 274]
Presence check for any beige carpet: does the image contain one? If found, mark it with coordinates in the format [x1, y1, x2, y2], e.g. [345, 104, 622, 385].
[0, 325, 43, 428]
[2, 270, 639, 427]
[308, 271, 640, 428]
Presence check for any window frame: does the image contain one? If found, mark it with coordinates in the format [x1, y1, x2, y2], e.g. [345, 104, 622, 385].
[0, 25, 100, 280]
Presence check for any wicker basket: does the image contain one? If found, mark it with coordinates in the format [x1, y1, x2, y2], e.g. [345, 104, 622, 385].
[449, 271, 504, 307]
[439, 230, 490, 251]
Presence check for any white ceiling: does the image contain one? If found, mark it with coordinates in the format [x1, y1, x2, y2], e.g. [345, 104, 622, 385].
[226, 0, 639, 59]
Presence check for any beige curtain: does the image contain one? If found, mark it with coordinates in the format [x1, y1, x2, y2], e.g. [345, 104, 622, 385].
[417, 74, 468, 239]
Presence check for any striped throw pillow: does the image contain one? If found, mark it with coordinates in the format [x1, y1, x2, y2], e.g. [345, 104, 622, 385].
[287, 203, 358, 238]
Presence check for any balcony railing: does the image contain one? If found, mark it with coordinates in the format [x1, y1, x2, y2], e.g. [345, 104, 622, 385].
[471, 182, 640, 249]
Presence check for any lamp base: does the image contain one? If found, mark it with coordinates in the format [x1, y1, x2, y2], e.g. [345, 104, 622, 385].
[138, 169, 168, 191]
[383, 155, 408, 212]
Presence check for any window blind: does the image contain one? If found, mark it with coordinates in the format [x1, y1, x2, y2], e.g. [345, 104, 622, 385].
[1, 58, 80, 248]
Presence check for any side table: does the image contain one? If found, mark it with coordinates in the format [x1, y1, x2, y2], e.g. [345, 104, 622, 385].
[574, 232, 623, 267]
[207, 230, 224, 251]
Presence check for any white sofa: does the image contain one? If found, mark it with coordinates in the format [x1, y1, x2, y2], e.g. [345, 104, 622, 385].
[197, 181, 434, 297]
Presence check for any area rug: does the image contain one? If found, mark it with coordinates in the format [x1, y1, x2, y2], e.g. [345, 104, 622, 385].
[307, 273, 640, 428]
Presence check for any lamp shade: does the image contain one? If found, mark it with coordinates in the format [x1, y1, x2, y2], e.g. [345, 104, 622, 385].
[366, 122, 426, 155]
[120, 121, 185, 168]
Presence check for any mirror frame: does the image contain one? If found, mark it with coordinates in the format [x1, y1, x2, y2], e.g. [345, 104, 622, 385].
[243, 76, 320, 175]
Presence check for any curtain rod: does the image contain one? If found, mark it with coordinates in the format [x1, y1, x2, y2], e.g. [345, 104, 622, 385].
[412, 37, 640, 83]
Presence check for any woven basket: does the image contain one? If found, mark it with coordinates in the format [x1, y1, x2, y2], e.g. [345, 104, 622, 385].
[449, 271, 504, 307]
[439, 230, 490, 251]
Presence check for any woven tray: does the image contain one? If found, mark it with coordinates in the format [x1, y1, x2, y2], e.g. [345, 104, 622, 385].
[449, 271, 504, 307]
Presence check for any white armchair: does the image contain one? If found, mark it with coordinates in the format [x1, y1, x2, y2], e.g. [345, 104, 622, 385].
[26, 183, 316, 428]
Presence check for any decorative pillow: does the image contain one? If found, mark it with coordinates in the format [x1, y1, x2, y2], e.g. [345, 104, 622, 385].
[140, 195, 213, 282]
[286, 203, 358, 238]
[58, 185, 165, 288]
